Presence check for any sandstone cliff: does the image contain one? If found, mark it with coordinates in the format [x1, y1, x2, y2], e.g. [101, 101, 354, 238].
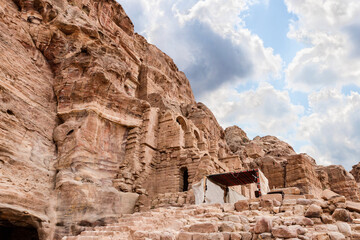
[0, 0, 231, 238]
[0, 0, 359, 239]
[224, 126, 360, 201]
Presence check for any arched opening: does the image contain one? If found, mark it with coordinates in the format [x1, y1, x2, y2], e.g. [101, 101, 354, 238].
[194, 130, 200, 148]
[180, 167, 189, 192]
[0, 207, 42, 240]
[194, 130, 200, 141]
[0, 223, 39, 240]
[176, 116, 188, 132]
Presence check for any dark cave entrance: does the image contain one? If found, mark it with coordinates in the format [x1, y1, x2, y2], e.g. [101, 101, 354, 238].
[180, 167, 189, 192]
[0, 224, 39, 240]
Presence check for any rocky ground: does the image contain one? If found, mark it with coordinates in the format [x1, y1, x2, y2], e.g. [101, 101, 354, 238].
[62, 189, 360, 240]
[1, 0, 360, 239]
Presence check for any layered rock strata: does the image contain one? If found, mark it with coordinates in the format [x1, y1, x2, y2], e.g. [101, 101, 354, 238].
[225, 126, 359, 200]
[0, 0, 359, 239]
[0, 0, 239, 238]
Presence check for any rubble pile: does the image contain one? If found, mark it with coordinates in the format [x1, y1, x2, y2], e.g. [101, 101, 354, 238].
[63, 189, 360, 240]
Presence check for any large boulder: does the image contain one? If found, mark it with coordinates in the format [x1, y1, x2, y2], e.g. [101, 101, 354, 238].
[254, 217, 272, 233]
[316, 165, 360, 201]
[305, 204, 323, 218]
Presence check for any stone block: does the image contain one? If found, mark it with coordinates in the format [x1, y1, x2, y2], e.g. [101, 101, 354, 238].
[178, 232, 192, 240]
[328, 232, 345, 240]
[294, 217, 314, 226]
[305, 204, 322, 218]
[332, 209, 351, 222]
[219, 222, 235, 232]
[262, 194, 282, 202]
[230, 233, 241, 240]
[272, 226, 298, 238]
[322, 189, 340, 201]
[222, 203, 235, 212]
[346, 201, 360, 213]
[336, 222, 351, 237]
[234, 200, 249, 211]
[188, 223, 218, 233]
[284, 194, 306, 200]
[321, 214, 334, 224]
[254, 217, 272, 233]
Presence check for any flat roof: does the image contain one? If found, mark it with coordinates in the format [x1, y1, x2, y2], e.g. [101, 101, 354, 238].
[207, 169, 259, 187]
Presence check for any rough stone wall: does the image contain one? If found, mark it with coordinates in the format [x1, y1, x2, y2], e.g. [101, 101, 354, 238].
[0, 0, 198, 238]
[285, 154, 322, 197]
[0, 0, 57, 238]
[139, 109, 240, 210]
[316, 165, 360, 202]
[1, 0, 360, 239]
[0, 0, 245, 238]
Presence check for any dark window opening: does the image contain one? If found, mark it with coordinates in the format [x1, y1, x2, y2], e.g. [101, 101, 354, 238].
[180, 167, 189, 192]
[80, 47, 89, 54]
[66, 129, 74, 135]
[6, 110, 14, 115]
[0, 225, 39, 240]
[124, 85, 131, 95]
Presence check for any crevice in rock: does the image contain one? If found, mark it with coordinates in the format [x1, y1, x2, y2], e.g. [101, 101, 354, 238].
[6, 109, 14, 115]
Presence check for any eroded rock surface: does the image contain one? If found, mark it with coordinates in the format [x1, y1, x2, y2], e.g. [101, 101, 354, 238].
[0, 0, 234, 238]
[225, 126, 360, 200]
[0, 0, 359, 239]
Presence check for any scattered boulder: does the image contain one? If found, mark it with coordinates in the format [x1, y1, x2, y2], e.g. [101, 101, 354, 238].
[346, 201, 360, 213]
[305, 204, 323, 218]
[335, 222, 351, 237]
[332, 209, 351, 222]
[272, 225, 301, 238]
[254, 217, 272, 233]
[258, 232, 272, 239]
[321, 214, 334, 224]
[328, 232, 345, 240]
[234, 200, 249, 211]
[321, 189, 340, 201]
[294, 217, 314, 226]
[188, 223, 218, 233]
[219, 222, 235, 232]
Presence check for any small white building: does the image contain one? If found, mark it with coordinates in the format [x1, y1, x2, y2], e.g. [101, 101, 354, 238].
[193, 169, 270, 204]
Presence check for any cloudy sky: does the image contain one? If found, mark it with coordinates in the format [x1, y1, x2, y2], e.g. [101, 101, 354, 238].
[119, 0, 360, 170]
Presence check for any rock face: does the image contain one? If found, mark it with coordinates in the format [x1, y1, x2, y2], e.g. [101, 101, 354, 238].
[0, 0, 237, 238]
[224, 127, 360, 200]
[224, 128, 323, 197]
[0, 0, 360, 239]
[0, 1, 57, 238]
[351, 162, 360, 183]
[316, 165, 360, 202]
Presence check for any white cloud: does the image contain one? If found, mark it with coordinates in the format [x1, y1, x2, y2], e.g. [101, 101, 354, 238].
[298, 89, 360, 169]
[284, 0, 360, 92]
[119, 0, 282, 97]
[202, 82, 304, 139]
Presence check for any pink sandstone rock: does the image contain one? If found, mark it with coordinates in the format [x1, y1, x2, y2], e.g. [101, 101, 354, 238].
[1, 0, 360, 239]
[305, 204, 323, 218]
[234, 200, 249, 211]
[272, 225, 298, 238]
[188, 223, 218, 233]
[254, 217, 272, 233]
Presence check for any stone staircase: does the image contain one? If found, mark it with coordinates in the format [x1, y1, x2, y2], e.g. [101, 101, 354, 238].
[62, 193, 360, 240]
